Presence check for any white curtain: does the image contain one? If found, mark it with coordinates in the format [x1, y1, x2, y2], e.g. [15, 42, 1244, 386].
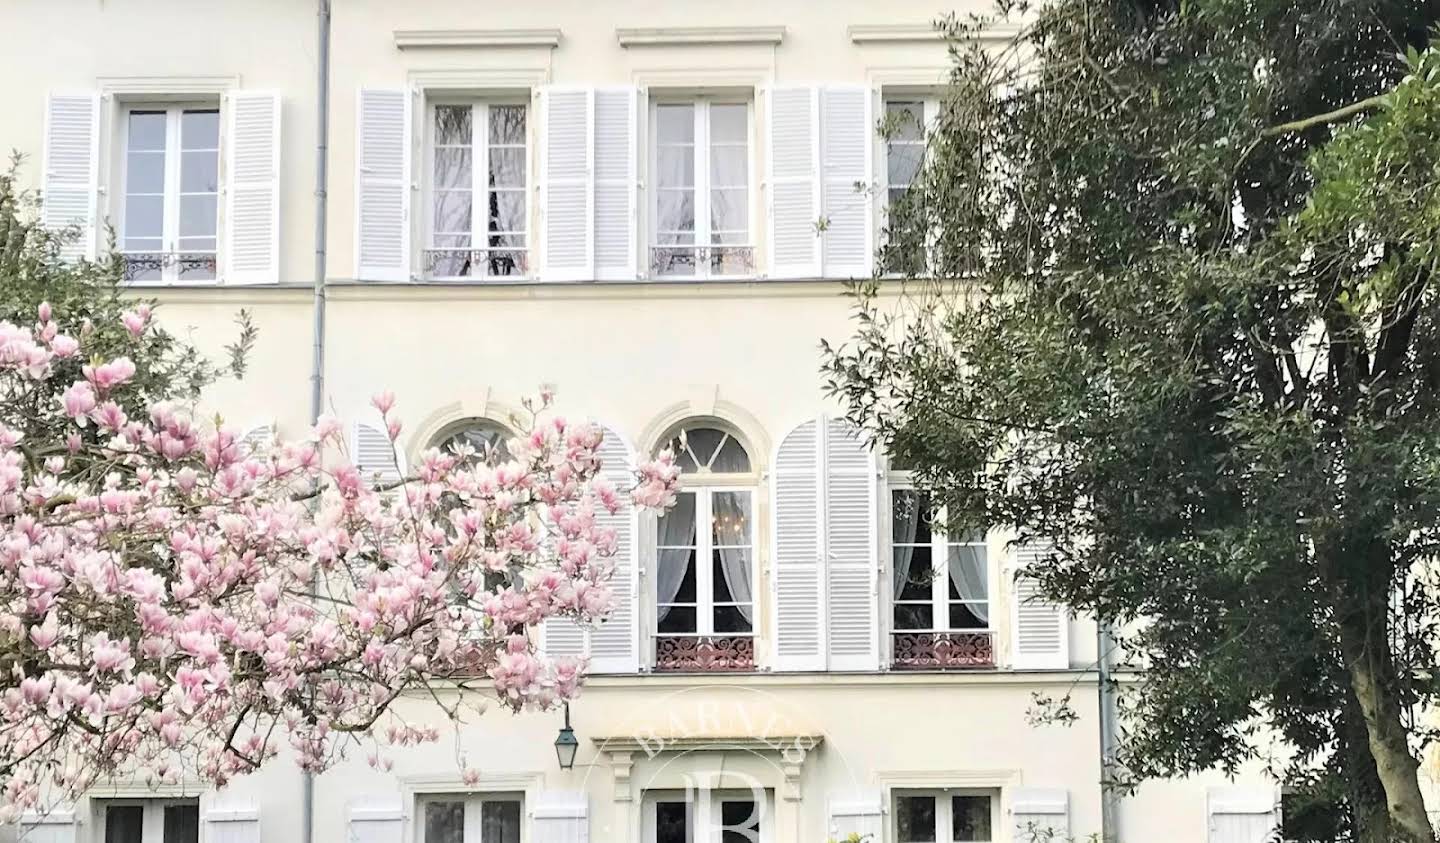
[948, 544, 990, 625]
[713, 491, 753, 623]
[655, 493, 696, 622]
[891, 491, 921, 597]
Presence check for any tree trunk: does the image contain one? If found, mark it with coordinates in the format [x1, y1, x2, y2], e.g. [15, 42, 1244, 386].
[1343, 692, 1394, 843]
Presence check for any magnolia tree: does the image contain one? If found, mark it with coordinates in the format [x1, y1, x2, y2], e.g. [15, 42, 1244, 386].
[0, 303, 681, 819]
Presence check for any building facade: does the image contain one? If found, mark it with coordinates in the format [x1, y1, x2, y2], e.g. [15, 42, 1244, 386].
[2, 2, 1280, 842]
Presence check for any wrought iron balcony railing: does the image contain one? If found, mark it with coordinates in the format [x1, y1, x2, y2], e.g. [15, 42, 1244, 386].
[122, 252, 217, 283]
[890, 631, 995, 670]
[423, 248, 529, 280]
[653, 635, 755, 672]
[649, 244, 756, 278]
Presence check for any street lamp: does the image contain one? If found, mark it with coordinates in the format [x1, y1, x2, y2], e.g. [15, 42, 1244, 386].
[553, 702, 579, 770]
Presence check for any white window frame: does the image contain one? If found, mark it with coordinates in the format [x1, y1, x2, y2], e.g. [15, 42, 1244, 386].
[892, 789, 999, 843]
[655, 486, 758, 638]
[423, 98, 532, 281]
[96, 798, 200, 843]
[416, 793, 524, 843]
[885, 477, 993, 635]
[117, 102, 221, 284]
[647, 95, 756, 280]
[643, 788, 773, 843]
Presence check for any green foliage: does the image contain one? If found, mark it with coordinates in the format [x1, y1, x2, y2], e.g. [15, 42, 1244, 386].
[824, 2, 1440, 838]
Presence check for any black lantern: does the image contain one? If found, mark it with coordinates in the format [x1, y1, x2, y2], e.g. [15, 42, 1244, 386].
[553, 702, 579, 770]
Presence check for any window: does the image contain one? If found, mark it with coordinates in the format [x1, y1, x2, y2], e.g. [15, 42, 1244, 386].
[426, 102, 529, 280]
[881, 97, 936, 276]
[121, 106, 219, 282]
[894, 791, 996, 843]
[888, 487, 994, 669]
[651, 98, 753, 278]
[419, 795, 521, 843]
[653, 425, 756, 671]
[430, 417, 514, 464]
[99, 801, 198, 843]
[645, 790, 768, 843]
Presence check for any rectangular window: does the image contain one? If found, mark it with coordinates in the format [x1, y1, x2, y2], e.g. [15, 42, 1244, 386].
[426, 101, 529, 280]
[891, 490, 989, 632]
[419, 796, 521, 843]
[894, 791, 996, 843]
[881, 96, 937, 276]
[121, 105, 219, 283]
[654, 488, 756, 670]
[100, 801, 199, 843]
[651, 98, 753, 278]
[645, 790, 768, 843]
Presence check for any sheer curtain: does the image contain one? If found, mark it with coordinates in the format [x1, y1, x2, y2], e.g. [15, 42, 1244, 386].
[655, 493, 696, 622]
[891, 492, 921, 598]
[712, 491, 753, 622]
[947, 542, 990, 626]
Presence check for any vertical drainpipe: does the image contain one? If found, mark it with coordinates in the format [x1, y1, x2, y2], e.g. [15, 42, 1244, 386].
[1098, 621, 1122, 842]
[304, 1, 332, 842]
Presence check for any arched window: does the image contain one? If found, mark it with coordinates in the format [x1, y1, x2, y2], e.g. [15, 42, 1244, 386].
[652, 422, 757, 671]
[429, 417, 513, 463]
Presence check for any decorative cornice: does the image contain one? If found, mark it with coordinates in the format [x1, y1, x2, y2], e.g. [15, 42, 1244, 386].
[849, 22, 1023, 44]
[590, 734, 822, 754]
[616, 26, 785, 48]
[393, 28, 562, 49]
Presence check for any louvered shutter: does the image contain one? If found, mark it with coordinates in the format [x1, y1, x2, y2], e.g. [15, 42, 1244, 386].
[240, 422, 275, 456]
[588, 424, 640, 672]
[823, 417, 879, 670]
[205, 808, 260, 843]
[224, 91, 281, 283]
[1011, 788, 1069, 841]
[348, 804, 403, 843]
[819, 86, 873, 279]
[1011, 542, 1069, 669]
[766, 86, 820, 279]
[532, 791, 588, 843]
[1207, 787, 1278, 843]
[541, 86, 593, 281]
[19, 810, 76, 843]
[356, 88, 411, 282]
[41, 93, 100, 262]
[593, 87, 637, 281]
[349, 419, 405, 488]
[771, 418, 824, 670]
[827, 793, 883, 843]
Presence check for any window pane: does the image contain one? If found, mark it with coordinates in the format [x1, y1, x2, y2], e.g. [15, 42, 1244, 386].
[710, 104, 748, 143]
[179, 195, 217, 237]
[127, 111, 166, 151]
[488, 105, 527, 145]
[710, 147, 748, 187]
[891, 491, 923, 542]
[886, 101, 924, 142]
[710, 189, 748, 237]
[181, 149, 218, 193]
[658, 604, 697, 634]
[488, 148, 526, 189]
[181, 110, 219, 149]
[105, 806, 144, 843]
[434, 148, 473, 190]
[433, 190, 474, 236]
[896, 796, 936, 843]
[488, 190, 526, 235]
[894, 544, 933, 600]
[712, 492, 751, 545]
[656, 104, 695, 144]
[435, 105, 472, 146]
[714, 603, 753, 634]
[124, 195, 164, 239]
[126, 151, 164, 194]
[893, 601, 932, 630]
[164, 804, 200, 843]
[947, 545, 987, 601]
[888, 143, 923, 188]
[947, 602, 989, 630]
[657, 492, 697, 545]
[657, 190, 696, 234]
[657, 147, 696, 189]
[655, 801, 690, 843]
[423, 801, 465, 843]
[952, 796, 992, 842]
[721, 799, 760, 843]
[438, 421, 510, 461]
[480, 801, 521, 843]
[659, 548, 697, 606]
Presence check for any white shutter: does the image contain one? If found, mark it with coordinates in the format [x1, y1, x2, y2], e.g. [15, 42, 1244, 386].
[532, 791, 588, 843]
[766, 86, 820, 279]
[823, 417, 879, 670]
[41, 93, 100, 262]
[356, 88, 411, 282]
[1208, 787, 1278, 843]
[827, 793, 883, 843]
[1010, 788, 1069, 841]
[348, 804, 404, 843]
[205, 808, 260, 843]
[240, 422, 275, 456]
[349, 419, 405, 487]
[819, 85, 873, 279]
[771, 417, 825, 670]
[593, 87, 637, 281]
[224, 91, 281, 283]
[1010, 543, 1069, 669]
[541, 86, 594, 281]
[584, 424, 641, 672]
[19, 810, 76, 843]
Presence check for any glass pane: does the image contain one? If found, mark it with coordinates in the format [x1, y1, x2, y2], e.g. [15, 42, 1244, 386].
[423, 801, 465, 843]
[655, 801, 690, 843]
[179, 195, 217, 237]
[181, 149, 218, 193]
[658, 604, 697, 634]
[709, 147, 748, 187]
[712, 492, 752, 545]
[434, 148, 473, 190]
[721, 799, 760, 843]
[177, 251, 217, 281]
[481, 801, 521, 843]
[435, 105, 472, 146]
[896, 796, 936, 843]
[952, 796, 992, 842]
[433, 190, 474, 236]
[488, 190, 526, 234]
[429, 234, 473, 278]
[127, 111, 166, 150]
[657, 146, 695, 189]
[656, 189, 696, 233]
[489, 105, 527, 145]
[657, 492, 698, 545]
[886, 101, 924, 142]
[126, 151, 164, 194]
[710, 189, 748, 237]
[439, 421, 510, 461]
[124, 194, 163, 238]
[710, 104, 748, 143]
[181, 110, 219, 149]
[947, 545, 987, 600]
[891, 491, 924, 543]
[948, 602, 989, 630]
[888, 143, 923, 188]
[659, 548, 697, 605]
[164, 804, 200, 843]
[713, 436, 750, 470]
[714, 603, 753, 634]
[656, 104, 695, 144]
[105, 806, 144, 843]
[894, 544, 933, 600]
[488, 148, 526, 189]
[893, 602, 932, 631]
